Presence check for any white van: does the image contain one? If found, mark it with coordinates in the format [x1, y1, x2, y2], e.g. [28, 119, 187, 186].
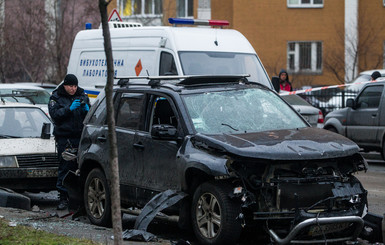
[67, 18, 273, 99]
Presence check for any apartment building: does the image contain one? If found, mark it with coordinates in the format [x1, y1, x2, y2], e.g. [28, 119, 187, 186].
[108, 0, 385, 88]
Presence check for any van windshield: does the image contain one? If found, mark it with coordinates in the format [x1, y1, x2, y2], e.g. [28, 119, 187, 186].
[179, 51, 272, 89]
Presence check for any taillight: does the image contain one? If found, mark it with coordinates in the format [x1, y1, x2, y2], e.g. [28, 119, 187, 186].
[318, 110, 324, 123]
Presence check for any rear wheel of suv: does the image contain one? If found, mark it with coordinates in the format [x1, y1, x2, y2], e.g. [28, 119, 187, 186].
[84, 168, 112, 227]
[191, 181, 242, 245]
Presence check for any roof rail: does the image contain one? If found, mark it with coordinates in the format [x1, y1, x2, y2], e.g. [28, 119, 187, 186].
[115, 74, 251, 87]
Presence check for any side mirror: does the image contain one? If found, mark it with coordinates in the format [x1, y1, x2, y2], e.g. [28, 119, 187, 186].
[271, 76, 280, 93]
[346, 98, 355, 109]
[151, 124, 177, 140]
[41, 122, 51, 139]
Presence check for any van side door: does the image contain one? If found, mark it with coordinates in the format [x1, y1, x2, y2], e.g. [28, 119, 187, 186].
[346, 85, 384, 145]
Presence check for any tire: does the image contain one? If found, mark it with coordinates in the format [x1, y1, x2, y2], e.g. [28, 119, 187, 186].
[84, 168, 112, 227]
[191, 181, 242, 245]
[327, 127, 338, 133]
[381, 140, 385, 160]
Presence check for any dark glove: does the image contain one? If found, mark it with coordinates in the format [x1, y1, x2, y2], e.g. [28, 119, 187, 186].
[70, 99, 81, 111]
[83, 103, 90, 112]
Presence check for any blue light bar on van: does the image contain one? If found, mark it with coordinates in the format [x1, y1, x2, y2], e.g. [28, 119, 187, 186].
[168, 18, 229, 26]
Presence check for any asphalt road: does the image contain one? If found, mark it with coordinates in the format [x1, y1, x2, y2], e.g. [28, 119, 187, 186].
[2, 152, 384, 244]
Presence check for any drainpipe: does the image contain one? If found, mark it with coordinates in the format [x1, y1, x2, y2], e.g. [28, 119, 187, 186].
[344, 0, 358, 83]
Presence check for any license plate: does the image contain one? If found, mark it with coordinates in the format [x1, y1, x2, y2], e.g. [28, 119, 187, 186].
[27, 169, 58, 178]
[308, 222, 350, 236]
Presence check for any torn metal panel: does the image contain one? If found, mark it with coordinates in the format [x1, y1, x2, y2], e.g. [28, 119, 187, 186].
[121, 189, 187, 242]
[134, 189, 187, 230]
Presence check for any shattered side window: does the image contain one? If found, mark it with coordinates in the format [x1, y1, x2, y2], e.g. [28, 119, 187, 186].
[116, 93, 145, 130]
[182, 88, 307, 134]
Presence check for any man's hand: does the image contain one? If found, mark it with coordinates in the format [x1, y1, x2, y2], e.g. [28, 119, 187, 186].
[83, 103, 90, 112]
[70, 99, 81, 111]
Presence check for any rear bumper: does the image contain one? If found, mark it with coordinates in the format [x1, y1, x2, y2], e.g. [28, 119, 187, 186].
[268, 216, 364, 245]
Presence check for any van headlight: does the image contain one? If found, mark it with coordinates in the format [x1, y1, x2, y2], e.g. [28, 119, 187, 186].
[0, 156, 18, 168]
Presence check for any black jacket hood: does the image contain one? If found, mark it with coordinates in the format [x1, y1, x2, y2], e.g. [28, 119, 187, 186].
[191, 127, 359, 160]
[279, 69, 290, 82]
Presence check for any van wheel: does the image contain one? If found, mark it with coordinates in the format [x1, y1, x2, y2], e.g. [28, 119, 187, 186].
[382, 141, 385, 160]
[84, 168, 111, 227]
[191, 181, 242, 245]
[327, 127, 338, 133]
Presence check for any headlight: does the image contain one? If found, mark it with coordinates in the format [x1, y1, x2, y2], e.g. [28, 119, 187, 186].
[0, 156, 18, 168]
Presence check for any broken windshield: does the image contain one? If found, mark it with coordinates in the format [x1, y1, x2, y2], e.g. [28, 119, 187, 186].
[179, 51, 272, 89]
[182, 88, 307, 134]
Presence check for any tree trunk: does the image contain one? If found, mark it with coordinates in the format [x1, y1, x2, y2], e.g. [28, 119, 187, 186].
[98, 0, 122, 244]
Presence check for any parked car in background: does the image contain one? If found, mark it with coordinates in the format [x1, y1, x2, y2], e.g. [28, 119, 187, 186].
[15, 82, 57, 94]
[346, 69, 385, 92]
[0, 102, 59, 192]
[0, 84, 50, 114]
[68, 75, 368, 245]
[324, 79, 385, 159]
[281, 94, 324, 128]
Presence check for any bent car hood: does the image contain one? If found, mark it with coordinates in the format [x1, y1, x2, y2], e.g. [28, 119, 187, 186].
[191, 127, 359, 160]
[0, 138, 56, 155]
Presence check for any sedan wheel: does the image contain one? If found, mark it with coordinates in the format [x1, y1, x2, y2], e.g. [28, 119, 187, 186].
[84, 168, 111, 227]
[192, 181, 242, 245]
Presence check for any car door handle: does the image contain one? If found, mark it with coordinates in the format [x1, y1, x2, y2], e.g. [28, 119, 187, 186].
[97, 136, 107, 142]
[133, 143, 144, 149]
[372, 114, 377, 117]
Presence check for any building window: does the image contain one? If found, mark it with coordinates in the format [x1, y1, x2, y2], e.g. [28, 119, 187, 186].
[287, 41, 322, 73]
[122, 0, 162, 17]
[383, 0, 385, 6]
[177, 0, 194, 18]
[287, 0, 323, 8]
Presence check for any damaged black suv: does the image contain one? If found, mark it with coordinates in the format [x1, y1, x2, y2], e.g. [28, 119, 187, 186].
[75, 75, 368, 244]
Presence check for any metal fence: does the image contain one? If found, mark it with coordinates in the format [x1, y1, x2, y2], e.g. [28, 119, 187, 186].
[297, 88, 360, 116]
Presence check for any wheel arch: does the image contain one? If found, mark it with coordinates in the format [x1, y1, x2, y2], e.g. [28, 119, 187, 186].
[324, 117, 344, 135]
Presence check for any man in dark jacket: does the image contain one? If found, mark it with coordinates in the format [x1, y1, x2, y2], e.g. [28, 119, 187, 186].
[278, 69, 293, 92]
[48, 74, 90, 210]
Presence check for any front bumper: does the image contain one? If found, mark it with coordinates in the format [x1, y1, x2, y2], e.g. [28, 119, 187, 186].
[268, 215, 364, 245]
[0, 167, 58, 191]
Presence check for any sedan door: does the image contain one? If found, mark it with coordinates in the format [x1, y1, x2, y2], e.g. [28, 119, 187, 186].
[346, 85, 384, 145]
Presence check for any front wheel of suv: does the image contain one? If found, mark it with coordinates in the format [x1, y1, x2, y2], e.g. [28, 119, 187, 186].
[191, 181, 242, 245]
[84, 168, 112, 227]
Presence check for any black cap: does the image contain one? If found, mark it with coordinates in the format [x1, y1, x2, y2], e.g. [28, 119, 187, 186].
[63, 74, 78, 86]
[371, 71, 381, 80]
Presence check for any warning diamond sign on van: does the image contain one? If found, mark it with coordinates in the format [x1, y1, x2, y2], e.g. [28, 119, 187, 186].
[108, 9, 122, 22]
[135, 59, 142, 76]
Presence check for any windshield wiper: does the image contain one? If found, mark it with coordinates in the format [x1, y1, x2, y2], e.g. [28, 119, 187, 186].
[0, 134, 20, 138]
[221, 123, 238, 131]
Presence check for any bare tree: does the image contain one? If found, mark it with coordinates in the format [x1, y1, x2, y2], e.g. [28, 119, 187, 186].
[323, 7, 385, 84]
[1, 0, 99, 84]
[45, 0, 100, 83]
[0, 0, 5, 83]
[99, 0, 123, 244]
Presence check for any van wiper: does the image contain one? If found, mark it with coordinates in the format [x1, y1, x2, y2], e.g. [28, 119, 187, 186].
[221, 123, 238, 131]
[0, 134, 20, 138]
